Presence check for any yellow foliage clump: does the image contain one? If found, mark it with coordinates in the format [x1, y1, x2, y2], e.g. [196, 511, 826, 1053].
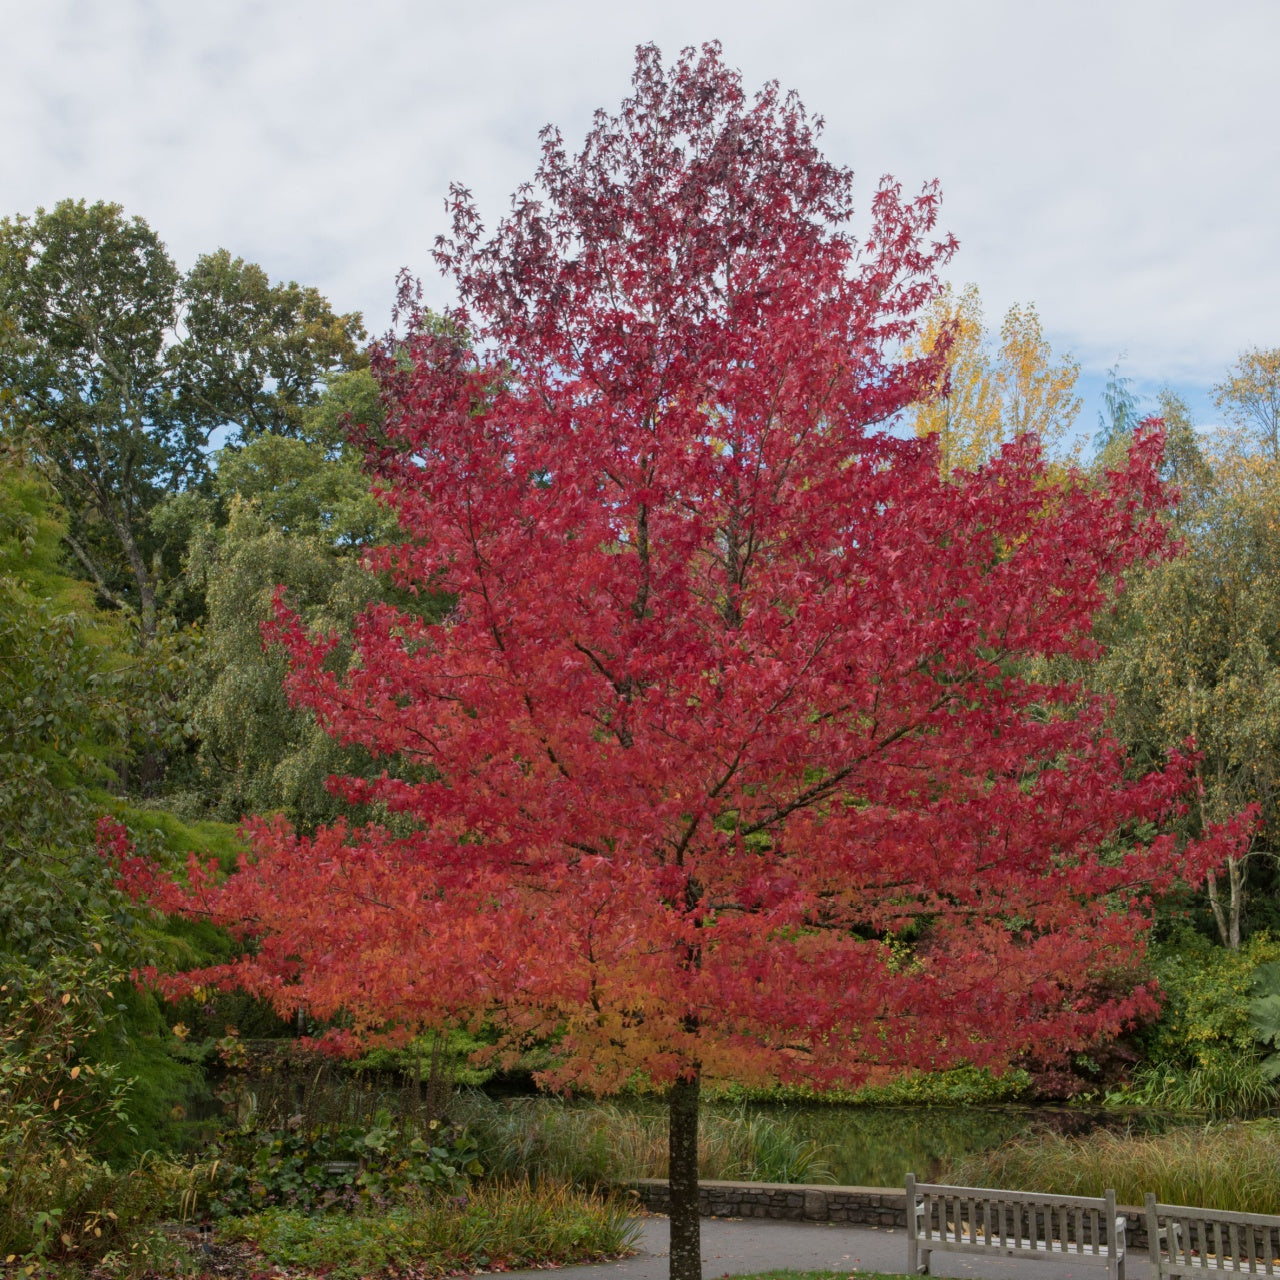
[905, 283, 1081, 474]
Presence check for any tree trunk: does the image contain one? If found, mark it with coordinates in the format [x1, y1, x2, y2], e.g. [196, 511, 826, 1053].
[668, 1070, 701, 1280]
[1207, 854, 1246, 951]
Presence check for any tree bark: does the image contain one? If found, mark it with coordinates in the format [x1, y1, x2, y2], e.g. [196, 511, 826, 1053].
[668, 1070, 701, 1280]
[1206, 854, 1246, 951]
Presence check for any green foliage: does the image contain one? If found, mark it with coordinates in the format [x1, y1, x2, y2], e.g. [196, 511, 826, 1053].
[80, 984, 204, 1161]
[176, 249, 365, 442]
[0, 445, 102, 615]
[294, 366, 384, 452]
[1116, 1058, 1275, 1116]
[0, 200, 366, 646]
[0, 578, 125, 962]
[0, 450, 231, 1166]
[1106, 929, 1280, 1114]
[209, 1114, 480, 1217]
[176, 377, 392, 827]
[0, 957, 211, 1270]
[348, 1028, 499, 1091]
[1093, 360, 1144, 451]
[0, 452, 138, 972]
[222, 1180, 640, 1280]
[0, 1147, 211, 1272]
[0, 956, 135, 1159]
[784, 1104, 1071, 1188]
[1143, 930, 1280, 1062]
[0, 199, 193, 638]
[177, 372, 450, 828]
[1097, 429, 1280, 945]
[952, 1120, 1280, 1215]
[1215, 347, 1280, 460]
[851, 1066, 1033, 1106]
[211, 399, 388, 543]
[96, 797, 243, 871]
[1247, 961, 1280, 1079]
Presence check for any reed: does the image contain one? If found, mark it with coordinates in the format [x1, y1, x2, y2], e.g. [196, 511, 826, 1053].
[951, 1120, 1280, 1214]
[1115, 1059, 1276, 1117]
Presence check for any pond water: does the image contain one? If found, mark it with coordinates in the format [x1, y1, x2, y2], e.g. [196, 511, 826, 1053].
[733, 1102, 1191, 1187]
[213, 1063, 1203, 1189]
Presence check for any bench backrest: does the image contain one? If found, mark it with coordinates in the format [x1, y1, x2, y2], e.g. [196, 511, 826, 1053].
[907, 1174, 1120, 1254]
[1145, 1195, 1280, 1275]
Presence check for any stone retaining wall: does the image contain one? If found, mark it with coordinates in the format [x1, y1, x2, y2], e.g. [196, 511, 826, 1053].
[631, 1179, 906, 1227]
[629, 1180, 1151, 1250]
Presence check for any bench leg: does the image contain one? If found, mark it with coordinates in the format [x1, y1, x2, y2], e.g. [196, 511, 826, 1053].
[907, 1236, 930, 1275]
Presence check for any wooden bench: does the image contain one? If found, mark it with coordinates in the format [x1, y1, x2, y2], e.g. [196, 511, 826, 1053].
[1145, 1195, 1280, 1278]
[906, 1174, 1127, 1280]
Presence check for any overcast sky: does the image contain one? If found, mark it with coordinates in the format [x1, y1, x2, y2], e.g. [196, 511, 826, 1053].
[4, 0, 1277, 436]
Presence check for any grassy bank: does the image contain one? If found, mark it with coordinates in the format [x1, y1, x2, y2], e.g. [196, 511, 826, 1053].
[222, 1180, 639, 1279]
[953, 1119, 1280, 1213]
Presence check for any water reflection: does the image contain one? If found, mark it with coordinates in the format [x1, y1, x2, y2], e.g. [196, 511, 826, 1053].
[715, 1104, 1196, 1187]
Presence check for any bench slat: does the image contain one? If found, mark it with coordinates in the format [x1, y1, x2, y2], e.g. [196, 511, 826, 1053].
[911, 1180, 1122, 1211]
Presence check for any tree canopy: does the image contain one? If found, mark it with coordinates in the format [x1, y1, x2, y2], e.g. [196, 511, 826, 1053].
[1100, 407, 1280, 949]
[124, 43, 1245, 1280]
[0, 199, 365, 643]
[1216, 347, 1280, 460]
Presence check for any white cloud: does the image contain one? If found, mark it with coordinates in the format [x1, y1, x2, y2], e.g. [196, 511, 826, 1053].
[3, 0, 1276, 393]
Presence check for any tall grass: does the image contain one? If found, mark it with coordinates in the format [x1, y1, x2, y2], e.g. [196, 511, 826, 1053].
[1113, 1059, 1276, 1117]
[224, 1180, 640, 1280]
[453, 1094, 832, 1186]
[951, 1120, 1280, 1214]
[0, 1146, 216, 1270]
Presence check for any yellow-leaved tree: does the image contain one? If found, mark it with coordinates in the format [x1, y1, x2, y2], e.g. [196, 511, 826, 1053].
[1215, 347, 1280, 460]
[905, 283, 1082, 472]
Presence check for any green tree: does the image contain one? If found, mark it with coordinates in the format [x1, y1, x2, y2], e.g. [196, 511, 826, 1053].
[184, 371, 427, 826]
[0, 201, 188, 641]
[0, 447, 129, 963]
[0, 200, 366, 647]
[1155, 389, 1215, 505]
[0, 446, 226, 1157]
[175, 248, 366, 442]
[1094, 360, 1144, 452]
[1099, 418, 1280, 949]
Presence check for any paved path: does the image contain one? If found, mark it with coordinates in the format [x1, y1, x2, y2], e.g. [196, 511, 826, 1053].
[488, 1217, 1152, 1280]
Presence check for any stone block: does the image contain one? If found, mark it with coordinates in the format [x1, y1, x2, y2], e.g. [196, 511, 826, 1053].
[804, 1190, 829, 1220]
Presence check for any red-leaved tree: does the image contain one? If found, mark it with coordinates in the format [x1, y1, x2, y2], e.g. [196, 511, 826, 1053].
[127, 44, 1246, 1280]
